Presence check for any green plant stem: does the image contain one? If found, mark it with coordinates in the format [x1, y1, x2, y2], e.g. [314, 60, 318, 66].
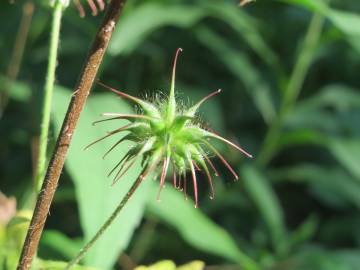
[257, 11, 325, 166]
[35, 0, 63, 192]
[65, 175, 144, 270]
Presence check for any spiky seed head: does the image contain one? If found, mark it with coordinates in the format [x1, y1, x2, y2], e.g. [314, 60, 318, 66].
[87, 48, 252, 208]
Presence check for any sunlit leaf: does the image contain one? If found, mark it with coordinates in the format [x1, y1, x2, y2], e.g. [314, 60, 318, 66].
[109, 3, 205, 55]
[135, 260, 176, 270]
[177, 261, 205, 270]
[109, 1, 278, 67]
[147, 184, 259, 270]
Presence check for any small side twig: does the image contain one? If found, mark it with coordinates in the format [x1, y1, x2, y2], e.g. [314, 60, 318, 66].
[17, 0, 128, 269]
[65, 174, 144, 269]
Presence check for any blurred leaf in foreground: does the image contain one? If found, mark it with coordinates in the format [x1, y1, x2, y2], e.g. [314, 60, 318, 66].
[135, 260, 205, 270]
[135, 260, 176, 270]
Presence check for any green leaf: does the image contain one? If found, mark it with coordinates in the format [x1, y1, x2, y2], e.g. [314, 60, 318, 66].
[294, 84, 360, 112]
[241, 164, 287, 255]
[204, 2, 279, 68]
[280, 0, 328, 13]
[52, 86, 149, 268]
[177, 261, 205, 270]
[6, 210, 32, 251]
[289, 215, 318, 248]
[0, 76, 31, 102]
[290, 246, 360, 270]
[282, 0, 360, 53]
[195, 27, 275, 124]
[333, 250, 360, 270]
[329, 139, 360, 180]
[283, 85, 360, 145]
[41, 230, 82, 260]
[32, 258, 99, 270]
[135, 260, 176, 270]
[270, 164, 360, 209]
[278, 129, 327, 148]
[285, 86, 360, 176]
[109, 1, 278, 67]
[147, 184, 259, 270]
[109, 3, 205, 55]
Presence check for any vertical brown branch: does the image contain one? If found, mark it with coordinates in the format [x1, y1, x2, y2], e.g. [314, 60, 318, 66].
[17, 1, 127, 269]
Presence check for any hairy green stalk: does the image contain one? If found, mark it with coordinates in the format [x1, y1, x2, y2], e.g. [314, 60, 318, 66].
[35, 0, 63, 192]
[257, 11, 325, 166]
[65, 173, 145, 269]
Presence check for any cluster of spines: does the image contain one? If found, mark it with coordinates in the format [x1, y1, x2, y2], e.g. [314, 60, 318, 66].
[86, 48, 252, 208]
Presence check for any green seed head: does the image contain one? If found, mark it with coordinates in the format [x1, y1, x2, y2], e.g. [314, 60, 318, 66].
[88, 48, 252, 208]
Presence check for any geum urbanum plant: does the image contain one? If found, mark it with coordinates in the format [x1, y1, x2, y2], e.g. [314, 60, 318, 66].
[87, 48, 253, 208]
[66, 48, 253, 268]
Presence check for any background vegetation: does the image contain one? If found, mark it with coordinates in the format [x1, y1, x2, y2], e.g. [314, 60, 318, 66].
[1, 0, 360, 269]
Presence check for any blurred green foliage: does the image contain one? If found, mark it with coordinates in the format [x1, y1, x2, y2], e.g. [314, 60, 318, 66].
[1, 0, 360, 269]
[134, 260, 204, 270]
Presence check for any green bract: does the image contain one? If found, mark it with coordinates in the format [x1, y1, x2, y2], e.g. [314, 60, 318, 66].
[88, 48, 252, 207]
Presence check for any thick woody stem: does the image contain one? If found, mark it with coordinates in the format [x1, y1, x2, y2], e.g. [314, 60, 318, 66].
[17, 0, 127, 269]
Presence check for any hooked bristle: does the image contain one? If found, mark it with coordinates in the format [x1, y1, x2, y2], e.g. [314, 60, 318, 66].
[96, 0, 105, 10]
[170, 48, 183, 95]
[85, 0, 97, 16]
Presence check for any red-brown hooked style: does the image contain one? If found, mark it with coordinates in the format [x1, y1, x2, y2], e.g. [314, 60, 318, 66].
[73, 0, 106, 17]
